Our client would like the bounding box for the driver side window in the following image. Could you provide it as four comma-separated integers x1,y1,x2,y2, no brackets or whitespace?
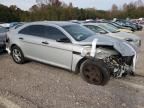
45,26,69,41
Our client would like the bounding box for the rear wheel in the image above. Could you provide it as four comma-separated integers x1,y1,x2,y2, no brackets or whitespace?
11,46,25,64
80,59,110,86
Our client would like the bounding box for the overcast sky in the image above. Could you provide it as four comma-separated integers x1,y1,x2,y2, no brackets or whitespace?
0,0,140,10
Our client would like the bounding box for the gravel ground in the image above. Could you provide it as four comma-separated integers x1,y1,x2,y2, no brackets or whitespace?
0,31,144,108
135,30,144,76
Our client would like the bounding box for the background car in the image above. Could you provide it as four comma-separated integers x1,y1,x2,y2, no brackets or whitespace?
83,23,141,47
114,20,143,31
109,22,133,33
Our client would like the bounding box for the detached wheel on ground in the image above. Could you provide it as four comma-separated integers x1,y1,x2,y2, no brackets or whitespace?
11,46,26,64
80,59,110,86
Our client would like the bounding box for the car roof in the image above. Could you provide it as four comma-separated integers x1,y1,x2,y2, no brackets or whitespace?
26,21,76,27
83,22,106,26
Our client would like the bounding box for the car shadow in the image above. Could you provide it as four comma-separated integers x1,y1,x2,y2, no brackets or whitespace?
26,59,79,75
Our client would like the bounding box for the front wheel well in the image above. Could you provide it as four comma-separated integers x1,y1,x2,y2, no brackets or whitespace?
11,44,18,50
75,57,88,74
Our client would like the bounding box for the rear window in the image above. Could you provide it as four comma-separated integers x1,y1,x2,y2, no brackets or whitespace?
19,25,45,37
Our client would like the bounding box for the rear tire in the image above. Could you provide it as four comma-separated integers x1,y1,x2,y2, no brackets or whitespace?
11,46,25,64
80,59,110,86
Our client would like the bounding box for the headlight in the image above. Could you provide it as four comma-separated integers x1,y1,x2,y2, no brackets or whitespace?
125,38,133,42
126,39,141,47
134,40,141,46
125,38,140,45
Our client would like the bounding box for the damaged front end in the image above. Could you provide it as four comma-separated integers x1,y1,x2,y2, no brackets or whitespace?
81,39,137,78
103,55,134,77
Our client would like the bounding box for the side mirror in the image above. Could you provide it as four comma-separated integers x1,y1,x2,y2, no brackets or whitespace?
56,38,71,43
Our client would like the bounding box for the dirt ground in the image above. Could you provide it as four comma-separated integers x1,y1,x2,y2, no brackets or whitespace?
135,30,144,76
0,31,144,108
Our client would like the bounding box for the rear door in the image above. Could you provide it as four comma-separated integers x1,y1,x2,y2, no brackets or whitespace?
18,25,47,61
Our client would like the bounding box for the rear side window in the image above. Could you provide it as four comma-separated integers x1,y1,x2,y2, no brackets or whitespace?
19,25,67,40
19,25,45,37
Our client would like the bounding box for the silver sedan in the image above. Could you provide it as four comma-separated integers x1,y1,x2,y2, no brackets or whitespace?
7,21,137,85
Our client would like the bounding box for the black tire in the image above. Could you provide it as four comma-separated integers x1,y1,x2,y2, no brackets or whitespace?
11,46,25,64
80,59,110,86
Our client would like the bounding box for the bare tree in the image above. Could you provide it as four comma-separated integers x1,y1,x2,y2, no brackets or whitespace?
36,0,49,4
69,2,73,8
36,0,62,6
30,5,39,12
135,0,144,7
9,5,18,10
111,4,118,12
123,3,128,11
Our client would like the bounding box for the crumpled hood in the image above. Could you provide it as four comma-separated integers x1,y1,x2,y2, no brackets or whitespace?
78,34,136,56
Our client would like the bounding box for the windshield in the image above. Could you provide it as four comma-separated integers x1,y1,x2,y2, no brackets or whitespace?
99,23,120,33
62,24,95,41
85,25,108,34
110,22,121,28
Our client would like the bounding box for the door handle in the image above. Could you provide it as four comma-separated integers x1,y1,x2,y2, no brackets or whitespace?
19,37,24,40
42,41,49,45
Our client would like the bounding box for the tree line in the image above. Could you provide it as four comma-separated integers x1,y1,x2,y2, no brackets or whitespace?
0,0,144,22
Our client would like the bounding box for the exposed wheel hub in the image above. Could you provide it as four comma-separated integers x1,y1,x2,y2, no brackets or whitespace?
83,64,102,84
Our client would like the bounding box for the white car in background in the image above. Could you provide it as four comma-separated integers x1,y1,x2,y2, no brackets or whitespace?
109,22,133,33
83,23,141,47
0,23,10,28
